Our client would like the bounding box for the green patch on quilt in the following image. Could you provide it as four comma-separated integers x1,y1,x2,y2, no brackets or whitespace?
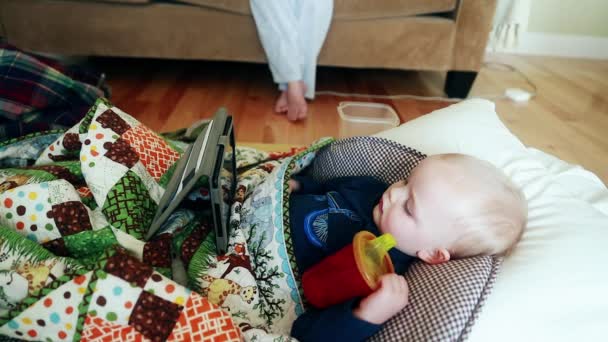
81,195,98,211
0,227,80,267
158,161,178,188
101,170,157,240
64,226,117,259
186,232,216,291
0,168,57,183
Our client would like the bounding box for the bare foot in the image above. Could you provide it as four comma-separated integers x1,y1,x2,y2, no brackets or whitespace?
275,91,288,114
286,81,307,121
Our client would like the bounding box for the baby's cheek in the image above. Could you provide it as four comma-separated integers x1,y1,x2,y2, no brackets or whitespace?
383,215,401,236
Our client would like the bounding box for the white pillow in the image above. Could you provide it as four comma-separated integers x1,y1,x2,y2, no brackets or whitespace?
375,99,608,341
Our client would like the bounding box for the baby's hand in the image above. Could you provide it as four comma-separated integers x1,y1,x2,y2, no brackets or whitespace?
353,274,409,325
287,179,300,193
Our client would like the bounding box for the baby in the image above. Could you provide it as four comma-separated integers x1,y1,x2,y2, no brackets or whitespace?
288,153,527,341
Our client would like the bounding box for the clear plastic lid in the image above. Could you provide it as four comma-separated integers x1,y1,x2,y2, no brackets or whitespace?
337,102,400,138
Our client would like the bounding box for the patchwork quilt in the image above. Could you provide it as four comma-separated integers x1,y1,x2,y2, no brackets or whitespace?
0,98,332,341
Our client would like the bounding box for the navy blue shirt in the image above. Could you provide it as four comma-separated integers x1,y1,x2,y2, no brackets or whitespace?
289,176,414,342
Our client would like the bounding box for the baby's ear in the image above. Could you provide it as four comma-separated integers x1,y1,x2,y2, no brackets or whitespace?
417,248,451,265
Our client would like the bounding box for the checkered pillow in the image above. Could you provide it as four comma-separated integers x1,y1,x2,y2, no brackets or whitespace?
311,137,502,341
310,136,426,184
370,257,502,342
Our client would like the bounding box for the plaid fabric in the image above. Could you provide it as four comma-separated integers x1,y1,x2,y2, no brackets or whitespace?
0,43,108,139
310,137,502,341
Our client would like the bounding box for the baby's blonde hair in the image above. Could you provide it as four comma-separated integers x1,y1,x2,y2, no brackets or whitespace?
434,154,527,258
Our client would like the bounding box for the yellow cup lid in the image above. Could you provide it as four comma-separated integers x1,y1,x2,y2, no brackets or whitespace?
353,231,396,290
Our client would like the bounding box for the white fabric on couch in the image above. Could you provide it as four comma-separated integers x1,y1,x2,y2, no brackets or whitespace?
375,99,608,341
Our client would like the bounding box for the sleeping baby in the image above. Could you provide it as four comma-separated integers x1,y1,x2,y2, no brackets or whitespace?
288,153,527,341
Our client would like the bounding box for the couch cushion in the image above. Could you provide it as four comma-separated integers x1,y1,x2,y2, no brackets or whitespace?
176,0,457,19
333,0,457,20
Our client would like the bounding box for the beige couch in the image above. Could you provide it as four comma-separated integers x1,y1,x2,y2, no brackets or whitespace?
0,0,496,98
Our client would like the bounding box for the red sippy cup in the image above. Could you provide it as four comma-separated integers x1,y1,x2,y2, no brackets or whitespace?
302,231,396,308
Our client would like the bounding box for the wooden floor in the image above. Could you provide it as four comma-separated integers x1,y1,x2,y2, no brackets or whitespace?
94,54,608,185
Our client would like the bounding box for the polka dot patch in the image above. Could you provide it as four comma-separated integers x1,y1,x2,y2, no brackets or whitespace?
43,298,53,307
16,206,26,216
50,313,60,324
106,312,117,322
143,272,190,306
1,271,92,341
0,182,61,243
88,273,141,326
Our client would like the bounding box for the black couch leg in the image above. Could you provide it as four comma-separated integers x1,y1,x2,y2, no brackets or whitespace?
444,71,477,99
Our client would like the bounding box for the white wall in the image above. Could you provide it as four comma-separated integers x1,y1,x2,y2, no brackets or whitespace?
528,0,608,37
491,0,608,59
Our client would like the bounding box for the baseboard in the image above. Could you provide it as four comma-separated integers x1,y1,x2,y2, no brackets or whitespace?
487,32,608,59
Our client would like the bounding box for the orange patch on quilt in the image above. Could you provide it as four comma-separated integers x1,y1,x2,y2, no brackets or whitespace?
81,315,147,342
166,292,241,342
121,125,180,181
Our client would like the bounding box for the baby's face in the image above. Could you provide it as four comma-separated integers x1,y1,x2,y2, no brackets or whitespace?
372,158,471,256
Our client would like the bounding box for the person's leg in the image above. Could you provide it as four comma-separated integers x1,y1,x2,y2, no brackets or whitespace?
278,0,334,121
285,80,308,121
250,0,306,120
298,0,333,103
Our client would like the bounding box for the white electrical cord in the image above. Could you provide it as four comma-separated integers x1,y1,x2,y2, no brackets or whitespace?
314,61,537,102
314,91,463,102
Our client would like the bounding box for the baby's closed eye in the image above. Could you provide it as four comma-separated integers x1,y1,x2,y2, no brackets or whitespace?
404,200,412,216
